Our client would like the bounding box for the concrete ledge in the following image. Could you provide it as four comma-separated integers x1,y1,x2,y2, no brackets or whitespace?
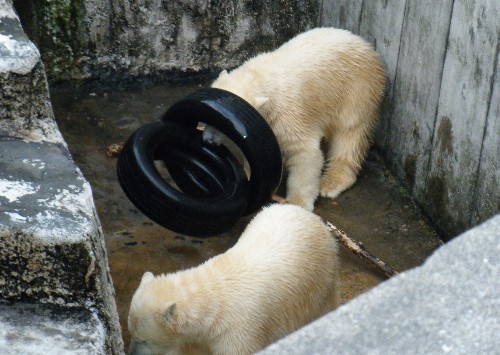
261,214,500,354
0,140,123,353
0,139,100,303
0,301,106,354
0,1,39,75
0,2,123,353
0,0,64,143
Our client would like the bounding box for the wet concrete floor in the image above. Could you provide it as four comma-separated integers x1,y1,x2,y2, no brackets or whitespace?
51,82,442,350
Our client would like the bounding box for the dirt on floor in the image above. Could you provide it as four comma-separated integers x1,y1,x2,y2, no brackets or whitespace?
51,81,442,350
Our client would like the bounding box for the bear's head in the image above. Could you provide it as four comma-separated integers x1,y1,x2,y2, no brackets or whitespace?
212,69,270,115
127,272,183,354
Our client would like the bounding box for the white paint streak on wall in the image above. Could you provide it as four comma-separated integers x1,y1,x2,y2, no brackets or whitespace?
22,159,46,170
4,212,28,222
0,34,40,74
0,180,39,203
36,181,94,217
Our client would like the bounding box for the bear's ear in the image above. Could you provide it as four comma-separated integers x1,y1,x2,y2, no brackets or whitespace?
140,271,154,286
218,69,229,78
163,302,177,325
254,96,270,109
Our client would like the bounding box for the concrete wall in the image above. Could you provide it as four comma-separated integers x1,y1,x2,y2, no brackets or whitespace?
320,0,499,239
13,0,319,83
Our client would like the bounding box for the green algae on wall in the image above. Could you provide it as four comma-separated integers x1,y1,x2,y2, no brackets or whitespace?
41,0,89,78
14,0,93,82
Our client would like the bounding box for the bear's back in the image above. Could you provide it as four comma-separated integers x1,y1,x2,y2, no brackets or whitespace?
255,27,381,74
233,204,337,262
151,204,338,309
219,205,339,334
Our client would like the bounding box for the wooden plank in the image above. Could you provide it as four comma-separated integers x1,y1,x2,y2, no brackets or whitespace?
427,0,499,238
319,0,364,34
358,0,407,151
472,48,500,226
388,0,454,197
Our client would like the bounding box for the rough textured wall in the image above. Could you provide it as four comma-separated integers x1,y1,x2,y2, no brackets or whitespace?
14,0,319,83
0,1,64,142
321,0,499,240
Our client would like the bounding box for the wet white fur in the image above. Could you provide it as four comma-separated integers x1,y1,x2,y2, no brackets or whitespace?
128,204,339,355
208,27,385,211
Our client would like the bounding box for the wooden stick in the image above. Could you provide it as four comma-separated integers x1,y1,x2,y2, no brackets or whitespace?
271,195,399,278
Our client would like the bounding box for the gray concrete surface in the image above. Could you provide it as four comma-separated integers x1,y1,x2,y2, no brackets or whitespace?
0,301,107,355
261,214,500,354
0,1,124,353
0,140,98,302
0,0,63,143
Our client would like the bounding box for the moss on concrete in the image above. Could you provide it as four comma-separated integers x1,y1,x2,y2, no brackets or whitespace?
14,0,92,81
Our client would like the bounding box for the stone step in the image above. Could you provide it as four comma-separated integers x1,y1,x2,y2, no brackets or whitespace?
0,139,104,305
0,138,123,354
0,301,107,354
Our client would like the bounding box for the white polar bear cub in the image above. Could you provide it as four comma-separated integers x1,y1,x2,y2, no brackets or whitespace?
128,204,339,355
208,27,385,211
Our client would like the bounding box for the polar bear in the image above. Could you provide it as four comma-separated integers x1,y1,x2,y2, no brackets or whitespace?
206,27,385,211
128,204,339,355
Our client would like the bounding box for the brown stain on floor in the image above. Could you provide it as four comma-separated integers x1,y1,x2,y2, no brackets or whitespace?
51,82,442,351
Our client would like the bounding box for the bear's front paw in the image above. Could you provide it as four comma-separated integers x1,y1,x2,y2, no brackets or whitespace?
319,185,342,199
320,174,355,199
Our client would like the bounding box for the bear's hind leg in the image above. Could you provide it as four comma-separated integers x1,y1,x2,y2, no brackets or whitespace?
320,123,370,199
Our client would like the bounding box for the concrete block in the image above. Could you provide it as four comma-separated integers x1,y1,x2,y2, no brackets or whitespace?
1,139,99,303
0,0,63,143
0,301,107,355
260,214,500,354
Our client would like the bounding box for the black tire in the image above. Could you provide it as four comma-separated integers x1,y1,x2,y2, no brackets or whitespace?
157,131,233,198
117,120,250,236
162,88,282,214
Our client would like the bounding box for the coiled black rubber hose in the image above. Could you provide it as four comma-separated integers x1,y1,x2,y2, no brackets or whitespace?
117,88,282,236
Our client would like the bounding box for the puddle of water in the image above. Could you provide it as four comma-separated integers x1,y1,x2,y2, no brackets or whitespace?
51,82,442,350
